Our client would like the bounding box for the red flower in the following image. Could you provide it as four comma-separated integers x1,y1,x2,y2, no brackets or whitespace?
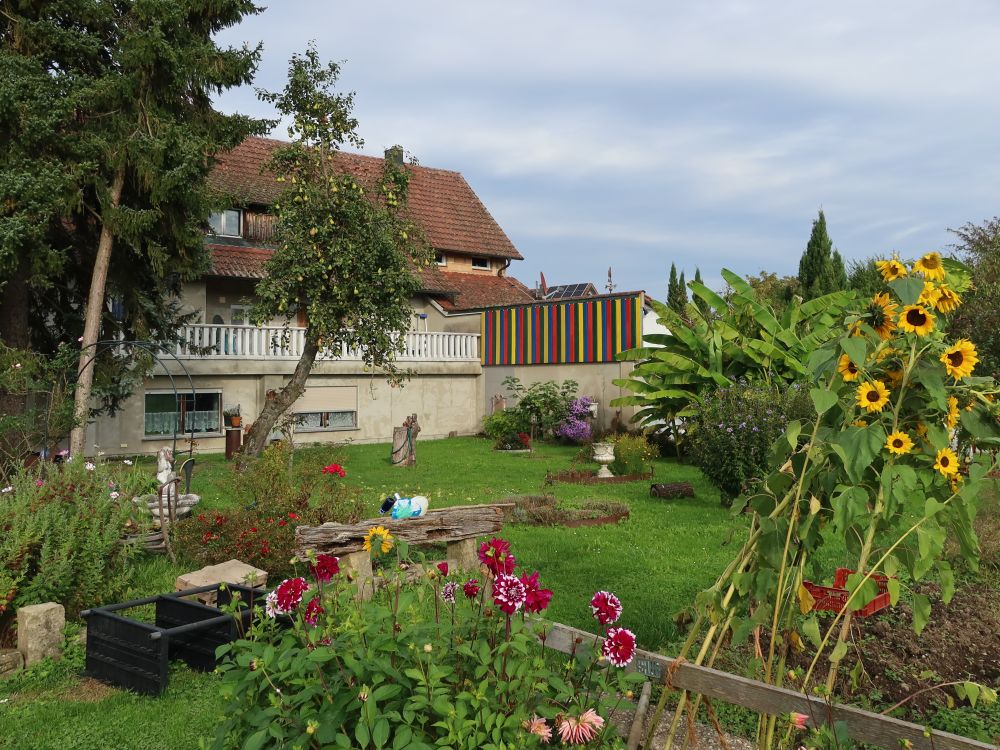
304,596,324,626
463,579,480,599
278,520,287,527
249,527,257,533
272,577,309,613
309,554,340,583
478,537,516,576
601,627,637,667
492,573,527,615
214,514,225,525
288,512,298,520
201,531,214,544
519,571,553,614
590,591,622,625
260,541,270,556
321,463,346,477
436,561,449,577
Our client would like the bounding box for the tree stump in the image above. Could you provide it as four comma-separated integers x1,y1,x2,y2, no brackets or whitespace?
390,413,420,466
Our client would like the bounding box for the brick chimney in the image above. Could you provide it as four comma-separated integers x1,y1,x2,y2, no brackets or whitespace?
384,145,404,166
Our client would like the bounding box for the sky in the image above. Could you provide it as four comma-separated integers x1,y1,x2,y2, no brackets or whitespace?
214,1,1000,297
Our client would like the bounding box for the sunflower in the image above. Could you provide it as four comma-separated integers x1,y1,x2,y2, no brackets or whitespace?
913,252,946,281
876,258,908,281
914,421,928,438
856,380,891,413
866,293,899,340
934,284,961,313
917,282,942,309
897,305,935,336
945,395,960,430
950,474,964,494
852,419,868,427
940,339,978,380
933,447,959,477
837,354,860,382
884,366,904,390
363,525,394,555
884,431,913,456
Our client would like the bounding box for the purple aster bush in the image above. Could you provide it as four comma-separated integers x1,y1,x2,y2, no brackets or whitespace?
554,396,595,443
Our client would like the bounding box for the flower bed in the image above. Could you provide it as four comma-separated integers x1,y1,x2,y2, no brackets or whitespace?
210,533,644,749
510,495,630,527
544,468,654,485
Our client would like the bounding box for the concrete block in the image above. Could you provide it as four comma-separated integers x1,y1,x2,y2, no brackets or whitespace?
176,559,268,604
17,602,65,667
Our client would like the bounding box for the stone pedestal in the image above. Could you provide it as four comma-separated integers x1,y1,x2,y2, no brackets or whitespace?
175,559,268,604
447,538,479,571
0,649,23,679
17,602,65,667
339,551,374,598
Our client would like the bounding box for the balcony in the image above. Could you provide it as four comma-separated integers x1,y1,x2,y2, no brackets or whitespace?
172,325,480,362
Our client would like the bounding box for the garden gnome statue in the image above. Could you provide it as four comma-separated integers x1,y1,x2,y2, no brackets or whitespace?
390,414,421,467
156,446,177,504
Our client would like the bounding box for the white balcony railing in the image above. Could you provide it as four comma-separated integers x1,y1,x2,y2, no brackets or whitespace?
173,325,480,362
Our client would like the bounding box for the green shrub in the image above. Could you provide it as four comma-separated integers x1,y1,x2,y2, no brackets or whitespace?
0,457,146,629
609,433,656,476
686,381,812,504
211,536,640,749
502,376,578,437
172,442,365,577
481,408,530,449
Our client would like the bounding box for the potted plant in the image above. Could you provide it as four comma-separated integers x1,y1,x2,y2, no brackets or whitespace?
223,404,241,428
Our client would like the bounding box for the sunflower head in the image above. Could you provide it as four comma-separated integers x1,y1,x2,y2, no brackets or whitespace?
934,285,961,313
913,252,946,281
945,395,961,430
837,354,860,382
876,258,908,282
856,380,891,413
933,447,959,477
918,282,942,309
885,431,913,456
897,304,935,336
866,293,899,340
940,339,978,381
363,525,394,555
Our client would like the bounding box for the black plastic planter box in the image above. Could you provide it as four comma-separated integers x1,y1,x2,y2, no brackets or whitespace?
81,583,266,696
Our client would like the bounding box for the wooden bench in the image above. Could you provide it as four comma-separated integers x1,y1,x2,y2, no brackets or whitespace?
294,503,513,587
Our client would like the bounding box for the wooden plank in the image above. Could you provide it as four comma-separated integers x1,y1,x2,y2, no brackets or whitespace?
294,503,513,558
537,621,994,750
627,681,652,750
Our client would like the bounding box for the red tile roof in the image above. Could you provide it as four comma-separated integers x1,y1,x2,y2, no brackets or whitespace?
207,244,274,279
209,136,523,261
433,272,535,312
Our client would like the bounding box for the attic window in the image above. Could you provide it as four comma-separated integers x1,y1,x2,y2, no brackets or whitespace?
208,209,241,238
471,257,490,270
435,252,447,266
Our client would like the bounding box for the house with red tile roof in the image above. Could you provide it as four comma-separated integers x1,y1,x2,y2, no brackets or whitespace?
83,137,537,455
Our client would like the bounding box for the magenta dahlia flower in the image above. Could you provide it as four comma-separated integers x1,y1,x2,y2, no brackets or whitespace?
304,596,324,626
519,571,553,614
602,627,637,667
463,579,481,599
478,537,516,576
441,581,458,604
590,590,623,625
492,573,527,615
265,577,310,617
308,554,340,583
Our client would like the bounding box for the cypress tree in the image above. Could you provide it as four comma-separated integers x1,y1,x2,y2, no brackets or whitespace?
678,270,689,308
668,263,679,306
693,268,709,313
798,210,844,300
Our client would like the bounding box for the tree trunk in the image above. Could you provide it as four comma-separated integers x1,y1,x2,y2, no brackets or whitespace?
0,253,32,460
69,166,126,456
240,332,319,459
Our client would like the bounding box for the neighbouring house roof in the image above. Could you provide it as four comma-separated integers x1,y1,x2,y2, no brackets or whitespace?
209,136,523,261
534,282,599,301
433,272,535,312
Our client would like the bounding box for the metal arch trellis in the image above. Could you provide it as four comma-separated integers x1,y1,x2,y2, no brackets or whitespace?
73,339,199,460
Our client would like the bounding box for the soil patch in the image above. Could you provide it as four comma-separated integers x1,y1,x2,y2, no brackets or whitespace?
507,495,630,527
544,468,653,485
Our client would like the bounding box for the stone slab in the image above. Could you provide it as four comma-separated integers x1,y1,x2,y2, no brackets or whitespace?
175,559,267,604
17,602,65,667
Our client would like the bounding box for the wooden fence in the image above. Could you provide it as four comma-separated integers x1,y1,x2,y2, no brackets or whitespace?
540,621,995,750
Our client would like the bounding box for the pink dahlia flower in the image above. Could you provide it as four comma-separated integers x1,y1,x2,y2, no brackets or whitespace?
441,581,459,604
590,590,623,625
557,709,605,744
265,577,310,617
463,579,481,598
522,715,552,743
304,596,324,626
308,554,340,583
519,571,553,614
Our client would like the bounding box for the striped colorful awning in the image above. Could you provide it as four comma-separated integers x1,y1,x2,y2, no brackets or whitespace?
480,293,643,366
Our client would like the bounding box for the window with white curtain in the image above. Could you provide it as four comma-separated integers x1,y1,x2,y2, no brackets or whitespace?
144,391,222,436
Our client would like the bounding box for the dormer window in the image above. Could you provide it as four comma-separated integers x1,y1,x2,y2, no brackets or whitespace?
471,257,490,270
208,209,241,237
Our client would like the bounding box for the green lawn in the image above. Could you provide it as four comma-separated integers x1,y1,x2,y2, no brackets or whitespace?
0,436,843,749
